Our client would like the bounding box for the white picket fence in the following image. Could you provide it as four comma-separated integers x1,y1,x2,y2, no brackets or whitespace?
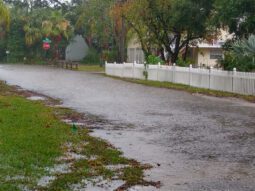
105,62,255,95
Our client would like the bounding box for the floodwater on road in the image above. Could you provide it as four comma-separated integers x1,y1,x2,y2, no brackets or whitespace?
0,64,255,191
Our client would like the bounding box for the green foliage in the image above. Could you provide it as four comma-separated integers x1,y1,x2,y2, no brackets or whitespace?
176,57,193,67
0,96,72,189
122,167,143,185
232,35,255,57
82,48,100,64
221,52,254,72
82,48,118,65
124,0,214,63
76,0,115,50
213,0,255,38
0,0,10,30
221,35,255,72
0,36,7,61
103,49,118,63
0,3,74,63
147,55,164,65
6,18,26,62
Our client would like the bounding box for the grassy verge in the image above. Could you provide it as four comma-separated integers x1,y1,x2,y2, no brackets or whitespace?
0,81,157,190
78,65,104,72
106,75,255,103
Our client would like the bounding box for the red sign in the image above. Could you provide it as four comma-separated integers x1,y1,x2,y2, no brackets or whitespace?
43,42,50,50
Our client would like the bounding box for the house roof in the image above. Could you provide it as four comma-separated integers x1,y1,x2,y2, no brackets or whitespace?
196,43,222,48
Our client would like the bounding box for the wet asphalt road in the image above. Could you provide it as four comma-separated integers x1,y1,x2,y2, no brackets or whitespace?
0,64,255,191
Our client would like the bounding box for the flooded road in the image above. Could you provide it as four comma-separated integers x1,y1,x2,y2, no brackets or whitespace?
0,64,255,191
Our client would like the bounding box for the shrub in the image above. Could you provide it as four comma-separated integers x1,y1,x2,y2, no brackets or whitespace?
221,35,255,72
147,54,164,65
221,52,255,72
176,57,193,67
82,48,101,65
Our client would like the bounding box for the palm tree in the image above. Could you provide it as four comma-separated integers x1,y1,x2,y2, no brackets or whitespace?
42,11,73,60
232,35,255,65
232,35,255,58
23,26,42,46
42,11,72,40
0,0,10,30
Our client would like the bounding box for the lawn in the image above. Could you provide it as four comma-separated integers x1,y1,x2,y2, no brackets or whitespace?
0,82,156,190
78,65,104,72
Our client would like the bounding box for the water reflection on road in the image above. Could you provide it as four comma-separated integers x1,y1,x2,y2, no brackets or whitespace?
0,64,255,191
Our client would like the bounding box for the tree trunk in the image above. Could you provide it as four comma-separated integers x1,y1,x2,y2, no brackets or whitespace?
171,33,181,64
160,47,166,61
119,17,126,63
183,40,189,61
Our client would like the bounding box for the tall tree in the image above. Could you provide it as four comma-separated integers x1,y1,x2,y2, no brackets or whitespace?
4,0,69,10
213,0,255,38
110,0,128,62
0,0,10,30
112,0,156,60
76,0,115,51
118,0,214,64
42,11,73,59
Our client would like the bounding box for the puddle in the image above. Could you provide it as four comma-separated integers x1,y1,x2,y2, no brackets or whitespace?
5,175,26,181
27,96,46,101
106,164,130,171
37,176,56,187
46,163,72,174
71,176,125,191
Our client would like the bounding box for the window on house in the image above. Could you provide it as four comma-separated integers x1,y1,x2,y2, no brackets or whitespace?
210,50,223,60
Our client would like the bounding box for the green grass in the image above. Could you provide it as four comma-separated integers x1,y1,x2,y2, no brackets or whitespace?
106,75,255,103
0,95,73,190
78,65,104,72
122,167,144,185
0,81,154,190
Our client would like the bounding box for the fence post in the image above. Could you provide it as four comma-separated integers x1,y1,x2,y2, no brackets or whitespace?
114,62,117,76
133,61,136,79
189,64,192,86
173,63,176,83
122,62,125,77
105,61,108,74
232,68,237,93
209,66,213,89
157,62,161,81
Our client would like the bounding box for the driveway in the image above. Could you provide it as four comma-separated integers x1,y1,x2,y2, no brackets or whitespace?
0,64,255,191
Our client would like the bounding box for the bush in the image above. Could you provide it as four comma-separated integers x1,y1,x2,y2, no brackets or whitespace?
102,49,118,63
176,57,193,67
147,54,164,65
82,48,101,65
221,52,255,72
221,35,255,72
81,48,118,65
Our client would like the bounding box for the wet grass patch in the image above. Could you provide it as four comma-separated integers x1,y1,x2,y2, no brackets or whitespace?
0,81,158,190
78,65,104,72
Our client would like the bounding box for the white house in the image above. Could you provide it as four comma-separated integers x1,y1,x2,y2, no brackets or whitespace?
127,38,145,64
189,30,234,68
127,30,233,68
